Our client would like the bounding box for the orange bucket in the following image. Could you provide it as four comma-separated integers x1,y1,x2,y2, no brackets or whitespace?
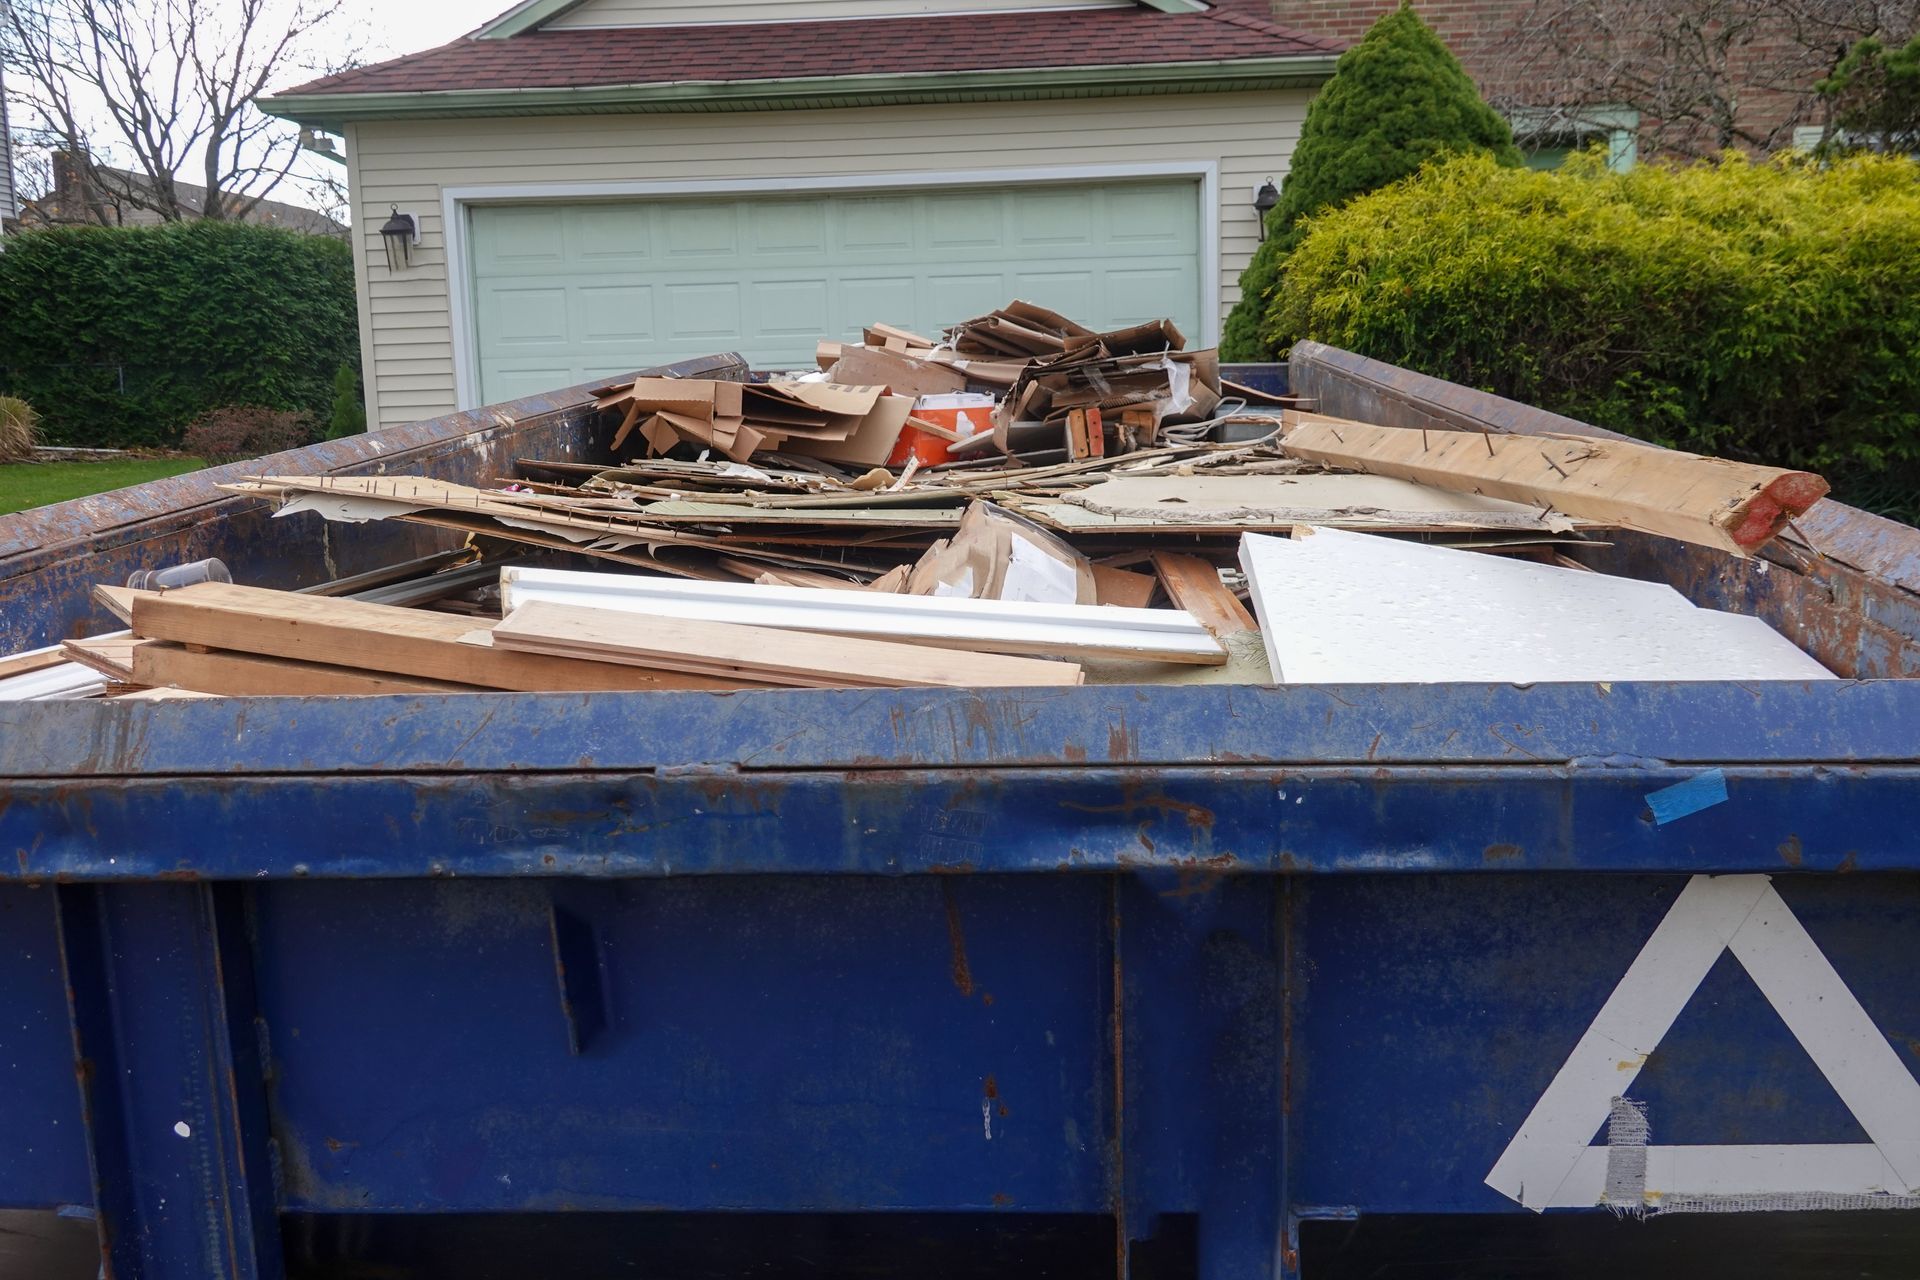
887,395,995,468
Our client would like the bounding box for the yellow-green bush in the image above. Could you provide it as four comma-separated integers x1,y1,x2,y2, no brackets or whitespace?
1264,151,1920,513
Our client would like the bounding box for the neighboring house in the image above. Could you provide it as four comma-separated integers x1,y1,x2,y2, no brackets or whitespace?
1267,0,1851,165
17,152,347,237
263,0,1340,430
0,62,16,235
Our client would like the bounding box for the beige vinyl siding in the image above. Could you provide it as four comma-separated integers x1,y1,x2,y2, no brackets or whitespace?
351,90,1307,428
546,0,1130,29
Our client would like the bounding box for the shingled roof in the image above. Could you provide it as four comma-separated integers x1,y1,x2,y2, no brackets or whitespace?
278,0,1339,99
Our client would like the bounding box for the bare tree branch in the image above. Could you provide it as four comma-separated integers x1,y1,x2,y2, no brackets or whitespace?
1484,0,1919,159
1,0,348,224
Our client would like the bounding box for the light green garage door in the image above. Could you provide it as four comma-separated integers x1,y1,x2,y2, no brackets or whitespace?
469,179,1203,404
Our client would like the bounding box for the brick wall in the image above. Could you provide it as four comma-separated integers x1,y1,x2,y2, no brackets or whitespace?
1266,0,1886,156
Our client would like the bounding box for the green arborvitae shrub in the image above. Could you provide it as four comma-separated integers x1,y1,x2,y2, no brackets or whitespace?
327,362,367,439
0,221,359,449
1819,33,1920,156
1265,151,1920,516
1221,3,1520,361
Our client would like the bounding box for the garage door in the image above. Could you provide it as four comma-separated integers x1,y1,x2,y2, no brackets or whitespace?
468,179,1203,404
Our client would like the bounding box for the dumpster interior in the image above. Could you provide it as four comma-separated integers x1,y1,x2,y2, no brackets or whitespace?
0,301,1878,699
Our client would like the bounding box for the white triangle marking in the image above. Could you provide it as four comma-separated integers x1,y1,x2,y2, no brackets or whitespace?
1486,874,1920,1211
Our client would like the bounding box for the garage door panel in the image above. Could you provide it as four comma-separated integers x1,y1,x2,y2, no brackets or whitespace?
1008,272,1095,322
749,280,833,338
472,180,1202,403
473,207,566,268
1106,186,1200,249
663,205,741,260
485,364,583,404
749,201,829,256
836,277,919,340
924,273,1011,326
836,197,917,254
576,207,653,262
925,194,1006,251
1105,267,1196,326
481,286,570,347
577,285,655,344
1012,189,1099,248
663,282,744,341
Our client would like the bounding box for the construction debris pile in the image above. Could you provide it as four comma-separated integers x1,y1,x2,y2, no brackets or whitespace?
0,299,1839,700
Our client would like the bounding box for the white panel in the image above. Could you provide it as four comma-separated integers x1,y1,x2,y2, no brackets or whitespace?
1239,529,1833,684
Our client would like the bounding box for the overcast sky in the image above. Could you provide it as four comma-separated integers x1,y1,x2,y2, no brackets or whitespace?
5,0,494,220
322,0,488,68
267,1,482,218
282,0,492,207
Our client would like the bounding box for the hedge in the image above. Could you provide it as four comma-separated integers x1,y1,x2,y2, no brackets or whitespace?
0,221,358,449
1264,151,1920,515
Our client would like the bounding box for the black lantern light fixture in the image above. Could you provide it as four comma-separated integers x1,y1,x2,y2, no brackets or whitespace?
379,205,420,272
1252,179,1279,241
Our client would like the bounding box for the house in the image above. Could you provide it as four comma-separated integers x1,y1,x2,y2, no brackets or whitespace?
0,64,15,234
262,0,1340,430
1268,0,1856,164
16,152,347,237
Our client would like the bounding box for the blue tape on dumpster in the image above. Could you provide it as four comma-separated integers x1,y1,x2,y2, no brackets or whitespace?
1645,769,1728,825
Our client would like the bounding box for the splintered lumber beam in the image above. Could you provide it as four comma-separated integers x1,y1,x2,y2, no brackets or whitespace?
1280,413,1828,556
130,583,753,693
490,601,1084,689
132,643,488,697
1150,553,1256,637
61,635,141,681
93,584,146,625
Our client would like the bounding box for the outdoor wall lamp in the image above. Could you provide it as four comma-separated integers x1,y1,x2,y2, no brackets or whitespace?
1253,179,1279,240
379,206,420,271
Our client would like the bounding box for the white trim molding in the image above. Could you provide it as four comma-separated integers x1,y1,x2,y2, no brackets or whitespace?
441,161,1222,412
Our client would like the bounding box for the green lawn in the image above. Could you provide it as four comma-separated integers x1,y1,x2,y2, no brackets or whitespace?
0,458,205,516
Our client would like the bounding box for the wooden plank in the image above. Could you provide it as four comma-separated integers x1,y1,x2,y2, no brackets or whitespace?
133,642,487,697
62,635,142,681
93,584,145,625
1090,563,1157,610
1151,553,1257,637
1281,413,1828,556
491,601,1084,689
131,583,754,693
0,645,73,681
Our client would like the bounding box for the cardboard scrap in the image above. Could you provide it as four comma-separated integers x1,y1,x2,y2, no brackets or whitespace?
592,375,909,465
907,500,1097,607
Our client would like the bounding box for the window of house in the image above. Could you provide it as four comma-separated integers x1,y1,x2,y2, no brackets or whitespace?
1509,107,1639,172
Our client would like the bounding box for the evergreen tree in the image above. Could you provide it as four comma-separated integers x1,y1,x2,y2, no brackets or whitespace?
326,363,366,440
1221,3,1521,360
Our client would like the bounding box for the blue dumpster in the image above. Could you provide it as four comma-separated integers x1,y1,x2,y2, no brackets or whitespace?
3,346,1918,1279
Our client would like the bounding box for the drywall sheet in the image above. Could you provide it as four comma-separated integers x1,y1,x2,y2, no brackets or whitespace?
1237,528,1832,684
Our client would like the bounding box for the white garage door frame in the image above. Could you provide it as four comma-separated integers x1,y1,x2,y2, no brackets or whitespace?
441,161,1220,411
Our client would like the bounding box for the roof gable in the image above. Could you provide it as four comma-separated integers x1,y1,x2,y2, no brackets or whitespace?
480,0,1202,39
268,0,1338,125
